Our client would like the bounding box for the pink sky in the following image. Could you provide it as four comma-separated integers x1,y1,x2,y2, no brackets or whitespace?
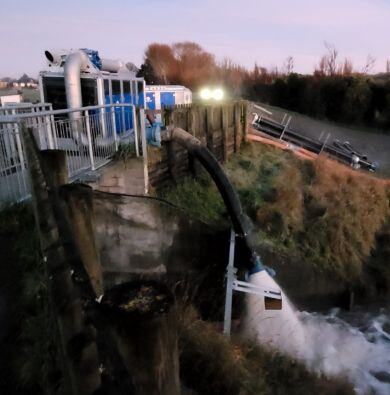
1,0,389,77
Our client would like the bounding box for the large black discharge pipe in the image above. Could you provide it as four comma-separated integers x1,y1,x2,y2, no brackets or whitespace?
164,128,255,270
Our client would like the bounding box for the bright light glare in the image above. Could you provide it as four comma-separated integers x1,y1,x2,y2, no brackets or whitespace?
213,88,224,100
200,88,212,100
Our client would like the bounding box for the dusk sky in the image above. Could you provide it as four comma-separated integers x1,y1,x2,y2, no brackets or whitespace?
0,0,389,78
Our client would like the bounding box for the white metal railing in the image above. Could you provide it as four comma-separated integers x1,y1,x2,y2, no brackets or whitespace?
0,102,53,117
0,103,143,205
0,121,30,203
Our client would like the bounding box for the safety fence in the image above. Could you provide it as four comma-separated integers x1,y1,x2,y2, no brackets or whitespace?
0,103,144,205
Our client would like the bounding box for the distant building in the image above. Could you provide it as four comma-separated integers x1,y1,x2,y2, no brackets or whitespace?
0,90,22,106
16,74,38,88
13,81,38,88
0,75,38,90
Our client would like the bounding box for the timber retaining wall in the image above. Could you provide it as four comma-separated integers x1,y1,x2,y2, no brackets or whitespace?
148,101,249,188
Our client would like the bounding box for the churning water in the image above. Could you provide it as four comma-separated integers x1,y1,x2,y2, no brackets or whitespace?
244,271,390,395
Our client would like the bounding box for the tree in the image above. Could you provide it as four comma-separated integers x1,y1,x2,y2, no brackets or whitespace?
144,43,178,84
315,43,338,76
172,42,217,88
283,56,294,75
361,54,376,74
218,57,248,95
141,42,217,89
342,78,371,122
137,59,161,84
341,58,354,76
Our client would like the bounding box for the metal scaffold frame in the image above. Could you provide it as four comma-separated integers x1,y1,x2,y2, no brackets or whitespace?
223,229,282,337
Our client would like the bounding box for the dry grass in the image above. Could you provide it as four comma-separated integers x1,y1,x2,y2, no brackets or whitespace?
224,142,390,281
256,164,304,238
160,141,390,283
303,158,389,278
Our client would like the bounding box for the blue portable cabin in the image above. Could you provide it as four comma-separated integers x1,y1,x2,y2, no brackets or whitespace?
145,85,192,121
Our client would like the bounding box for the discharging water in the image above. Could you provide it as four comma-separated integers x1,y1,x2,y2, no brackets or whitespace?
244,271,390,395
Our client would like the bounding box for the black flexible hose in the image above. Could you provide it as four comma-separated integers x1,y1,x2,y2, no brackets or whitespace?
165,128,255,269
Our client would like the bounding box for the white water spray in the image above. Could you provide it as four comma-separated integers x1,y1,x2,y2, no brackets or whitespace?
243,270,306,358
244,271,390,395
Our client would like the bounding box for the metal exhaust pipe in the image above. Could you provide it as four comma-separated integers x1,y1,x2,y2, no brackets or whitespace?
64,50,90,123
63,50,91,146
44,49,70,66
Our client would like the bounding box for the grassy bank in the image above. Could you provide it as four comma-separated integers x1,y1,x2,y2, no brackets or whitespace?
161,142,390,287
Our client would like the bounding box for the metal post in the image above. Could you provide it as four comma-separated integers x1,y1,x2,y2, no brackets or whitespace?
120,80,126,134
223,229,236,337
84,110,95,171
319,132,331,155
111,107,118,151
49,104,58,149
132,105,139,157
11,120,27,198
280,116,291,140
139,108,149,195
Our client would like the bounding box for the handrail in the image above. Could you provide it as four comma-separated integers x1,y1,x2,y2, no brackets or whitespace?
0,102,145,204
0,103,136,123
0,102,52,110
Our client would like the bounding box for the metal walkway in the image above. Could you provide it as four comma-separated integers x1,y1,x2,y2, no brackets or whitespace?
0,103,147,204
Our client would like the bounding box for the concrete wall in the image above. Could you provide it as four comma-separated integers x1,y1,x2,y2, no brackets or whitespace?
148,101,249,189
93,191,228,286
89,157,145,195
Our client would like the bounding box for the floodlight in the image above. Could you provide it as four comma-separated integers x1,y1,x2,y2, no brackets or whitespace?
213,88,224,100
200,88,212,100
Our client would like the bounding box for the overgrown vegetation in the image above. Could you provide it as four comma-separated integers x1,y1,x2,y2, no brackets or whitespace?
227,143,390,281
0,204,56,394
179,306,354,395
115,142,137,167
163,142,390,284
247,73,390,131
160,172,228,227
